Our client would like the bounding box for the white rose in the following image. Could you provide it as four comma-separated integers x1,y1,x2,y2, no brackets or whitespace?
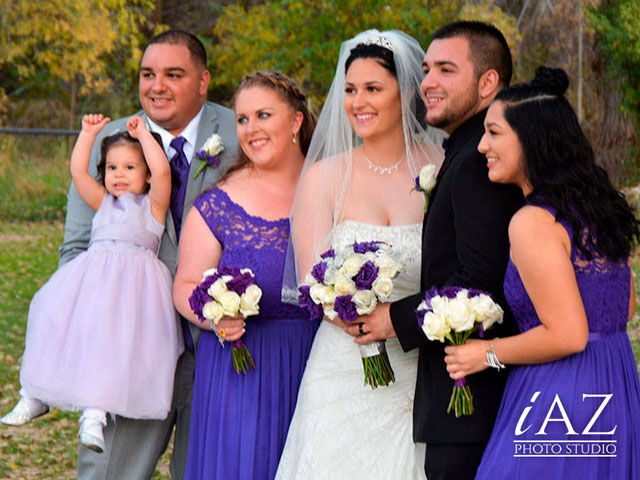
309,283,328,304
239,284,262,317
207,278,228,301
421,311,450,342
201,268,218,282
340,254,367,277
218,290,241,316
240,268,253,275
304,272,317,286
364,251,376,261
374,254,403,279
323,304,338,320
202,300,224,324
372,276,394,300
445,296,475,332
333,274,357,296
323,267,337,285
353,289,377,315
321,287,338,306
469,294,504,330
419,164,437,192
202,133,224,156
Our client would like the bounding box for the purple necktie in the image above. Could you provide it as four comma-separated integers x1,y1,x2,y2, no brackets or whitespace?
169,136,194,350
169,136,189,239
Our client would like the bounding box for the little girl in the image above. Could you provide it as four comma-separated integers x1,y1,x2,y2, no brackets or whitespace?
1,114,183,453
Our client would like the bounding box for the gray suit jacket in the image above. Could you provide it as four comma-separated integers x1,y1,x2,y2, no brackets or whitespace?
59,101,239,344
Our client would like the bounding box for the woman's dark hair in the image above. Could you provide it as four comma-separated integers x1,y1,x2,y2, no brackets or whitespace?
344,42,426,129
495,66,639,261
97,131,158,194
226,71,316,178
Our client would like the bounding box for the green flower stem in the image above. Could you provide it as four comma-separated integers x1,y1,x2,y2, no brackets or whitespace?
232,345,256,374
362,352,395,388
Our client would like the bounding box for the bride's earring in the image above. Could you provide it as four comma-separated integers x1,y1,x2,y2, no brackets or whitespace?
292,133,297,144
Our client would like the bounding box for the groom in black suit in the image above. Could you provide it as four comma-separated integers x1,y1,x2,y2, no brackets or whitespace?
348,21,523,479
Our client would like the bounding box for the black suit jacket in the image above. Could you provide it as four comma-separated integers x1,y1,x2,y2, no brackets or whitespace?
390,109,524,444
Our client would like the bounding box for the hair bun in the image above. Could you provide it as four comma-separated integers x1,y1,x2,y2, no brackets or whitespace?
531,66,569,96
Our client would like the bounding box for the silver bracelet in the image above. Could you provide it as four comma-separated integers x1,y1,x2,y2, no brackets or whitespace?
485,338,506,370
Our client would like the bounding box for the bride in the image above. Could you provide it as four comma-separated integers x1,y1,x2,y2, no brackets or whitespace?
277,30,443,479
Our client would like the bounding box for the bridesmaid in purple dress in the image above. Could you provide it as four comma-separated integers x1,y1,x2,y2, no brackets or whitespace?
173,72,318,479
444,66,640,479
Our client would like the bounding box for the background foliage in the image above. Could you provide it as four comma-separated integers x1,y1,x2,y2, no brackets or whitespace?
1,0,637,185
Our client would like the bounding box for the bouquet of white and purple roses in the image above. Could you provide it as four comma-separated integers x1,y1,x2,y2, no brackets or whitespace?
189,266,262,374
416,286,504,417
298,241,404,388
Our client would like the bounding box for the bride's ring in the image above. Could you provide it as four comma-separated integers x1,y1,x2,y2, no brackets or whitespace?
359,323,365,335
219,328,226,338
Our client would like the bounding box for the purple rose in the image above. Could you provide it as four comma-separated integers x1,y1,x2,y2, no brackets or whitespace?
423,287,440,309
218,265,242,278
467,287,493,300
311,261,328,284
320,249,335,259
415,307,427,327
353,261,379,290
298,285,324,321
439,286,462,299
334,295,358,322
189,285,212,322
201,273,219,291
226,272,255,295
353,241,384,254
414,175,422,191
196,150,221,169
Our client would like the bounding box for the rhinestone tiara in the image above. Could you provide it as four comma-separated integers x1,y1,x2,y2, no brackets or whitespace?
359,34,393,52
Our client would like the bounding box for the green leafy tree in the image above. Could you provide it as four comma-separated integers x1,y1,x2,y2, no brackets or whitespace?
0,0,157,128
209,0,462,107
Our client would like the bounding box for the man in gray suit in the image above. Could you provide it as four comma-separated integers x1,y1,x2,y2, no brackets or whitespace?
60,30,238,479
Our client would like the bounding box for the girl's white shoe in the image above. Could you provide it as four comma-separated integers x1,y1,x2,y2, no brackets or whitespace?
78,410,107,453
1,397,49,426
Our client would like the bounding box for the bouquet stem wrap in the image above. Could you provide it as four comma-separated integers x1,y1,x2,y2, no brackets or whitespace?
359,340,395,388
445,331,474,417
231,339,256,374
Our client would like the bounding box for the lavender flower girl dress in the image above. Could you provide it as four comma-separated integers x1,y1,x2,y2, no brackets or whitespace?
19,192,183,419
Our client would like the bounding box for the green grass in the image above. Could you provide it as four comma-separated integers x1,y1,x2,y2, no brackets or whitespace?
0,136,71,222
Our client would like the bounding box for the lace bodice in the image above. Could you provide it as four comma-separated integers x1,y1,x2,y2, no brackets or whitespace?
504,205,630,336
194,186,306,321
331,220,422,302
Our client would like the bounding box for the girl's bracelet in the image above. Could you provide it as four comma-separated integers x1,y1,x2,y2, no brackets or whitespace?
485,338,506,370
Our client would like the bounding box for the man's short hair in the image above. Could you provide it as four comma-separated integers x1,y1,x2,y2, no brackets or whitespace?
432,21,512,87
145,29,207,70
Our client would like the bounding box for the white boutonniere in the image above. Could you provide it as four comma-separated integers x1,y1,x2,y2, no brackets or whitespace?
412,164,437,213
193,134,224,178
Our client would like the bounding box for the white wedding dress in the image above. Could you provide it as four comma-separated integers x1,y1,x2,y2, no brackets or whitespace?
276,221,426,480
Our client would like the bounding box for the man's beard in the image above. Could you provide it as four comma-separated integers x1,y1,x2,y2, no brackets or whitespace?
426,83,480,131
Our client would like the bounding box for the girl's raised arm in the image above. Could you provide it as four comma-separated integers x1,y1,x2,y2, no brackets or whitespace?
126,116,171,224
70,114,110,210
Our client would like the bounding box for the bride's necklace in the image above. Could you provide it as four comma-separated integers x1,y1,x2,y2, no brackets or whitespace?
363,150,403,176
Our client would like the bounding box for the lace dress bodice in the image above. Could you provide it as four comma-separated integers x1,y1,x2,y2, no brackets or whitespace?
195,186,307,321
504,205,630,336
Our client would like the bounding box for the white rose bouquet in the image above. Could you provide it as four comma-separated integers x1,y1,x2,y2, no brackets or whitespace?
416,286,504,417
193,133,224,178
412,163,437,213
298,241,404,388
189,266,262,374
